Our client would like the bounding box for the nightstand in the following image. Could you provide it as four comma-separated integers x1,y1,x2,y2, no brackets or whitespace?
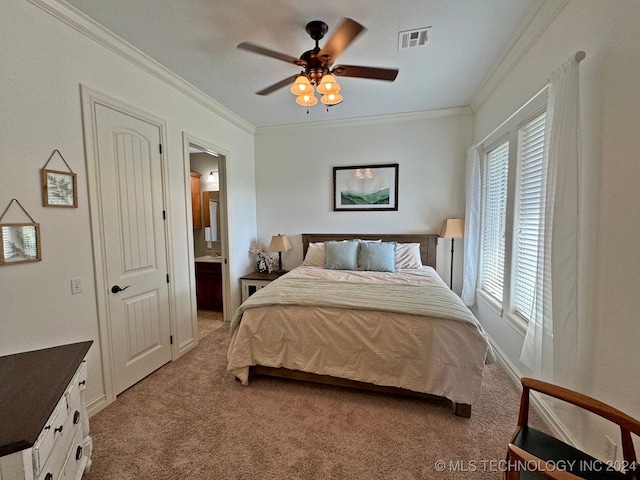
239,271,284,302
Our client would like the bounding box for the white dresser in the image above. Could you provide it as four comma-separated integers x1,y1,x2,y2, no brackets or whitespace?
0,341,93,480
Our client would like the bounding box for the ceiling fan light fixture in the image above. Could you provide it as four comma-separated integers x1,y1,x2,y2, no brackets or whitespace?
296,93,318,107
290,76,313,95
316,74,341,94
321,92,343,106
238,17,399,114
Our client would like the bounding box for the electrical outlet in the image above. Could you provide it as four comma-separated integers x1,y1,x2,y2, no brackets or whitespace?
71,278,83,295
605,435,617,461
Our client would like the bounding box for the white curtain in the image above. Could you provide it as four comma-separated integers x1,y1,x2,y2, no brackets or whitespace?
519,55,581,384
461,146,481,306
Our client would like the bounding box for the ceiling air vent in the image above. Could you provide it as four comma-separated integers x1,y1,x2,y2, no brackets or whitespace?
398,27,431,50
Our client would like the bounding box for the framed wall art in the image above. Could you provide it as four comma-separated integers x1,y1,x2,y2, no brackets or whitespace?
41,149,78,208
333,163,399,211
0,199,42,266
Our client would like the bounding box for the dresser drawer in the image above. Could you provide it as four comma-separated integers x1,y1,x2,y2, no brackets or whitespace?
33,361,85,477
35,412,81,480
65,362,85,420
61,426,86,480
32,396,68,475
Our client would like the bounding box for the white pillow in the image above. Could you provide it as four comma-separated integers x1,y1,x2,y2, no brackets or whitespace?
302,242,325,266
395,243,422,269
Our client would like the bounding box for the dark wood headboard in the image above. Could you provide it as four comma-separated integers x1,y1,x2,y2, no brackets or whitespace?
301,233,438,269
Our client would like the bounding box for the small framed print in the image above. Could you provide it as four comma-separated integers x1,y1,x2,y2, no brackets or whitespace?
42,169,77,207
0,223,42,266
333,163,399,211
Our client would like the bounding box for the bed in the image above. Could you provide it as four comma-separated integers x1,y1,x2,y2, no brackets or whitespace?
227,233,494,417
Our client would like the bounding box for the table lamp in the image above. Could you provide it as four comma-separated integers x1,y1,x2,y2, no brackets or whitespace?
268,234,292,273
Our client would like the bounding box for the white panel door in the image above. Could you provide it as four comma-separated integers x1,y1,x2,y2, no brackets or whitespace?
95,103,172,395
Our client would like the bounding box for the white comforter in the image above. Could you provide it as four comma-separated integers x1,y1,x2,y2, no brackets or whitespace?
227,266,492,405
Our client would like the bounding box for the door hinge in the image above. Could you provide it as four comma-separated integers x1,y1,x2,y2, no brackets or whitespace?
162,210,166,220
166,274,170,283
159,144,163,154
170,335,173,345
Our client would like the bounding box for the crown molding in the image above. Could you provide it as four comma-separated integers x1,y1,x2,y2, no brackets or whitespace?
469,0,569,113
26,0,256,135
255,106,473,135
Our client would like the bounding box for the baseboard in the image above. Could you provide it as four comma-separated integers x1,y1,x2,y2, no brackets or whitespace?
178,338,196,357
87,394,108,418
485,334,583,450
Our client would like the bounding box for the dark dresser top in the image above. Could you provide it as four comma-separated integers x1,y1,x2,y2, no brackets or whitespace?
0,341,93,457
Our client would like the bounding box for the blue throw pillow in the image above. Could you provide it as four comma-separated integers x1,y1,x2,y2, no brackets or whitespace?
357,241,397,272
324,240,359,270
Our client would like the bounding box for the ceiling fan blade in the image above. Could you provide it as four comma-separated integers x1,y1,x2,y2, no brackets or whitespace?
332,65,399,82
255,74,300,95
318,18,365,64
237,42,305,67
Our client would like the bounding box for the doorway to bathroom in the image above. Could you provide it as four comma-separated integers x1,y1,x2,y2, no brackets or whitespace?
186,138,229,339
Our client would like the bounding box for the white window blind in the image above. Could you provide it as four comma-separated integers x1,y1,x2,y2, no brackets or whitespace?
481,140,509,302
513,112,546,322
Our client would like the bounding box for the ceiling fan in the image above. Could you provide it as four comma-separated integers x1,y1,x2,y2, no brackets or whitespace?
237,18,399,106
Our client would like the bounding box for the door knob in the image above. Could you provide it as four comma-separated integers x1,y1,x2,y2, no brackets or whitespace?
111,285,130,294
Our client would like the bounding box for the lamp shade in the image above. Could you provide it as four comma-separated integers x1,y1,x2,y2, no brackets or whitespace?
440,218,465,238
316,74,341,95
296,93,318,107
206,171,218,184
268,234,292,253
290,76,313,95
320,92,343,106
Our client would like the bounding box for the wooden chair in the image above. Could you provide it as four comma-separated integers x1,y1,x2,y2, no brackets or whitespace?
507,443,583,480
506,377,640,480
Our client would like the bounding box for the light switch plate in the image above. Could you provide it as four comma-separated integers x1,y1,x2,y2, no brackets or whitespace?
71,278,83,295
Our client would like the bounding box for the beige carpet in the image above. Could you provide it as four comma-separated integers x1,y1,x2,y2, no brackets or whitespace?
85,325,546,480
197,310,224,339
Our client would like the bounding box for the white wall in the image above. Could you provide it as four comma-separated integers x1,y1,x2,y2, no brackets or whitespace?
472,0,640,459
0,0,257,411
254,110,473,289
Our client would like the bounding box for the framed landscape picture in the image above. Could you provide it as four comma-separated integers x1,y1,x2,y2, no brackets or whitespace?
42,169,78,207
333,164,398,211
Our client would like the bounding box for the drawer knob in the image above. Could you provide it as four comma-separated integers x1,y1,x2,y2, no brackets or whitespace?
74,410,81,424
76,445,83,461
54,425,63,434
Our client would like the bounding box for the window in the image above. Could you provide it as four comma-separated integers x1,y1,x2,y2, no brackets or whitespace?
478,93,547,328
480,140,509,303
513,112,546,322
